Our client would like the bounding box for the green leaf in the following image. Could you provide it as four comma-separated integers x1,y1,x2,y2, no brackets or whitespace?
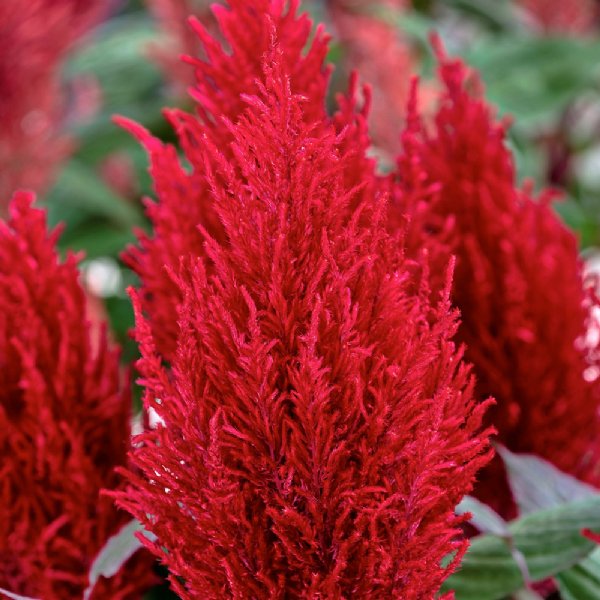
46,161,143,228
497,445,597,514
512,590,544,600
557,548,600,600
392,12,437,76
62,11,168,169
58,222,137,260
443,496,600,599
464,37,600,129
554,198,600,249
65,14,161,111
83,519,156,600
443,534,522,598
456,496,509,536
443,0,519,32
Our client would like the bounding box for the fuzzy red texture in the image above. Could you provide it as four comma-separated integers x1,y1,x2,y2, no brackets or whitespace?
117,5,493,597
519,0,598,33
394,47,600,515
123,0,331,361
0,192,155,599
0,0,107,210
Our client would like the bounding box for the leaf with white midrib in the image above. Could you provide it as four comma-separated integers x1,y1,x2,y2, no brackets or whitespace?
556,548,600,600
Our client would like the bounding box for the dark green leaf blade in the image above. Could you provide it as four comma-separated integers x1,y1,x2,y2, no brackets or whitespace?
443,496,600,599
556,549,600,600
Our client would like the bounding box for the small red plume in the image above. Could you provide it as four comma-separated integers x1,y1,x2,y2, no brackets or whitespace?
394,44,600,516
0,192,155,599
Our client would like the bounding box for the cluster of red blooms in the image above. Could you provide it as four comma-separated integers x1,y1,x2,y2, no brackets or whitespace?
1,0,599,597
124,0,330,361
394,45,600,515
0,0,107,212
0,192,154,599
116,1,494,597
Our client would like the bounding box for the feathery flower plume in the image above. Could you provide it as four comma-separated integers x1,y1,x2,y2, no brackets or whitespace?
0,0,107,210
123,0,331,360
117,3,493,598
395,43,600,514
0,192,154,599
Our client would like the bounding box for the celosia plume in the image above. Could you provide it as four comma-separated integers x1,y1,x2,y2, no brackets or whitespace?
0,192,154,599
395,44,600,514
0,0,107,210
123,0,331,360
117,3,493,598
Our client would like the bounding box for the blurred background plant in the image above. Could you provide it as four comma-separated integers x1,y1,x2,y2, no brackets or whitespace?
13,0,600,596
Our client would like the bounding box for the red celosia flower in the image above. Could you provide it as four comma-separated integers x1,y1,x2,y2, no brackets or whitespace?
123,0,331,360
117,4,493,598
0,191,155,599
0,0,107,211
519,0,598,34
394,43,600,515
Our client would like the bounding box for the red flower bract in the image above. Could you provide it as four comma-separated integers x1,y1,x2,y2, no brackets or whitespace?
117,3,493,598
0,192,154,599
395,45,600,514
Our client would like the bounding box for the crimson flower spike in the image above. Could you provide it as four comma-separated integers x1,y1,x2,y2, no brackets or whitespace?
121,0,333,361
395,38,600,516
0,192,155,599
116,15,493,597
